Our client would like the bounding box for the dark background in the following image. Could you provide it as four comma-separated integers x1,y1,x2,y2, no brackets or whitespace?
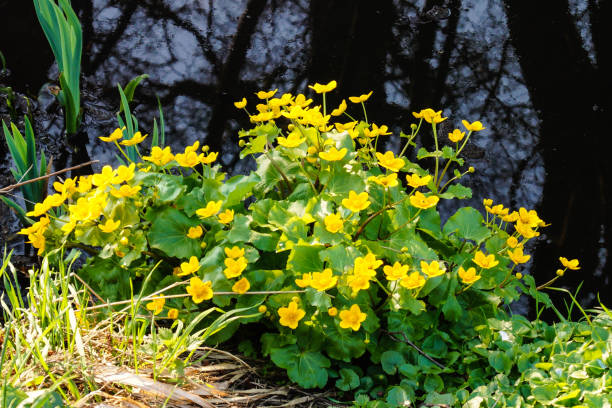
1,0,610,317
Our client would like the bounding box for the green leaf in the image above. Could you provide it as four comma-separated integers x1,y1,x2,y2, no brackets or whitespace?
386,386,412,406
531,385,558,403
155,174,186,203
336,368,360,391
304,287,332,309
287,244,324,274
423,374,444,393
270,345,331,388
325,168,366,198
324,322,367,362
443,207,490,244
120,74,149,112
441,295,462,321
227,214,252,243
440,183,472,199
488,350,513,374
220,173,259,207
146,208,201,259
381,350,405,375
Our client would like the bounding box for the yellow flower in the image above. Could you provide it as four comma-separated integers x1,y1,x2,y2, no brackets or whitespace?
43,193,66,208
448,129,465,143
218,209,234,224
277,131,306,148
506,236,520,248
405,173,431,188
201,152,218,164
187,226,203,239
278,300,305,329
508,247,530,264
92,165,116,187
515,221,539,239
421,260,445,277
473,251,499,269
347,273,372,295
339,304,367,331
167,308,179,319
319,146,347,161
143,146,174,166
256,89,277,99
355,253,383,271
98,219,120,233
383,262,409,281
518,208,544,228
375,151,405,172
348,91,373,103
330,99,347,116
112,163,135,184
110,184,141,198
232,277,251,294
462,120,486,132
308,80,337,94
334,121,357,132
99,127,124,142
120,131,147,146
324,213,343,233
457,267,480,284
342,191,371,212
413,109,446,124
76,175,93,193
409,191,439,209
186,277,213,303
224,246,245,259
310,268,338,291
295,272,313,288
234,98,247,109
399,271,426,289
328,307,338,317
258,305,267,313
26,229,46,255
559,257,580,270
368,173,399,188
196,201,223,218
175,151,203,167
178,256,200,276
502,211,519,223
483,198,493,207
146,295,165,315
224,256,248,278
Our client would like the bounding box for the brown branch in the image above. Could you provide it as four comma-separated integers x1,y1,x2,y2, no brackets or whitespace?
386,331,448,370
0,160,99,194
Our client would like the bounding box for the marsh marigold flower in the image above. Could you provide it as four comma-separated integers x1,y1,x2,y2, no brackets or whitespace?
146,295,165,315
98,218,120,233
187,226,203,239
347,273,372,295
256,89,277,99
331,99,347,116
295,272,313,288
186,277,213,303
308,80,337,94
421,260,445,277
473,251,499,269
310,268,338,291
324,213,343,233
457,266,480,284
508,247,530,264
405,173,431,188
342,191,371,212
409,191,439,210
278,300,305,329
196,201,223,218
277,131,306,148
218,209,234,224
224,256,247,278
462,120,486,132
143,146,174,166
178,256,200,276
448,129,465,143
339,304,367,331
559,257,580,270
201,152,218,164
399,271,426,289
368,173,399,188
328,307,338,317
110,184,141,198
349,91,373,103
375,151,405,172
234,98,247,109
383,262,409,281
99,127,124,142
413,108,446,124
224,246,245,259
506,236,520,248
167,308,179,319
120,131,147,146
232,277,250,294
319,146,347,161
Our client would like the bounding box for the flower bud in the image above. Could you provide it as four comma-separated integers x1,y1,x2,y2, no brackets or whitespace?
468,166,475,173
327,307,338,317
119,237,129,246
288,124,295,131
238,140,246,147
200,242,207,249
515,272,523,279
410,124,417,130
291,296,300,303
258,305,267,313
401,247,409,253
556,269,565,277
201,145,210,152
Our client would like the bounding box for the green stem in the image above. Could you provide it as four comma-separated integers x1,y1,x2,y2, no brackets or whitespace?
432,123,440,193
361,101,368,124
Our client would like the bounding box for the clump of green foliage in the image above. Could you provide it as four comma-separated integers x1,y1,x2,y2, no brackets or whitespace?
24,81,611,406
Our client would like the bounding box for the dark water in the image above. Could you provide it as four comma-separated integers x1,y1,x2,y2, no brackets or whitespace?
1,0,610,316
